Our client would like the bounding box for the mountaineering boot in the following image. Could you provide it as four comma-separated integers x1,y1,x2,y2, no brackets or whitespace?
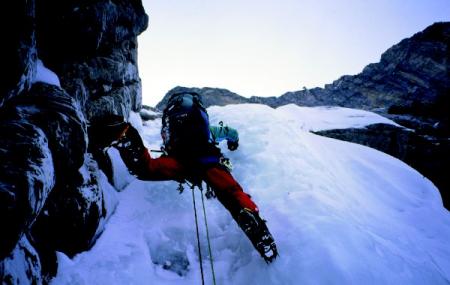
237,208,278,263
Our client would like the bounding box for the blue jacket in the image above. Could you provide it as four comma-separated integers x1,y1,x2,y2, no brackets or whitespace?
209,124,239,144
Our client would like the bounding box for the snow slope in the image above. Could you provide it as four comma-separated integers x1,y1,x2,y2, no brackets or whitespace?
276,104,401,131
52,104,450,285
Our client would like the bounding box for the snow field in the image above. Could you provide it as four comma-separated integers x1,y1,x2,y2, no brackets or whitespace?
53,104,450,285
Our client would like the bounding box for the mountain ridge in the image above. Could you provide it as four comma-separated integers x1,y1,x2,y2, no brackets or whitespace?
156,22,449,135
154,22,450,207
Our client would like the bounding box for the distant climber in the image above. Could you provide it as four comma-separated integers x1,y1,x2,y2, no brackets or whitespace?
88,91,278,263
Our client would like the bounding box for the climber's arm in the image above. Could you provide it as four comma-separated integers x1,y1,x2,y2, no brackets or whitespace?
114,125,185,181
209,123,239,150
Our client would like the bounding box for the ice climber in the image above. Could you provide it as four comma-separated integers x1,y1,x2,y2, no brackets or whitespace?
89,91,278,263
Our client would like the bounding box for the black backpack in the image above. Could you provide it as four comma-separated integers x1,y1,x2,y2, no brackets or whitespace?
161,92,211,160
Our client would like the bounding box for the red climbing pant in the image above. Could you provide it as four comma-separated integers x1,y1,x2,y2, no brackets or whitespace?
122,148,258,216
203,167,258,215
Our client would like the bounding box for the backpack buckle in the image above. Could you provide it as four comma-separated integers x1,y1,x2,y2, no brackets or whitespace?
219,157,233,172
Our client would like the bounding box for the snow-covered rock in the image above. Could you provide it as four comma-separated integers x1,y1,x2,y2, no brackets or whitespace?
275,104,400,132
1,1,149,282
1,237,43,285
0,120,54,259
36,0,148,121
33,59,61,87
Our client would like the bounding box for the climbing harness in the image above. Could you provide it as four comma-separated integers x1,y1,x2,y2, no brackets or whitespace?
205,184,216,199
219,157,233,172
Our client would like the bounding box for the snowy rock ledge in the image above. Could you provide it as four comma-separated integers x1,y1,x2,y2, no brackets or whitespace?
32,59,61,87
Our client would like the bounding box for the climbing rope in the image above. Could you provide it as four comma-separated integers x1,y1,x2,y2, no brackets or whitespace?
190,182,217,285
191,186,205,285
200,185,217,285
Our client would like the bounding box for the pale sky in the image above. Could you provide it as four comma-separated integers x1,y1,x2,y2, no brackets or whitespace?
138,0,450,106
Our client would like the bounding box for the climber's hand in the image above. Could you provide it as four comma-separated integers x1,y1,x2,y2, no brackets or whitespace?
88,115,129,151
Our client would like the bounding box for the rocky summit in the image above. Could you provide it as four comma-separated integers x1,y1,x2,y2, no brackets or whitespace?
255,22,450,135
155,86,249,110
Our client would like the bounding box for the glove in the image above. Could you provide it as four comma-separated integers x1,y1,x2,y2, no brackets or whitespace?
115,124,145,154
114,125,148,178
227,140,239,151
88,115,129,151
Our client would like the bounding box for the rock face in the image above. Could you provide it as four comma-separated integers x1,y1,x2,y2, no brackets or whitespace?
1,1,37,108
0,117,54,259
1,0,148,283
35,0,148,121
0,237,42,285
